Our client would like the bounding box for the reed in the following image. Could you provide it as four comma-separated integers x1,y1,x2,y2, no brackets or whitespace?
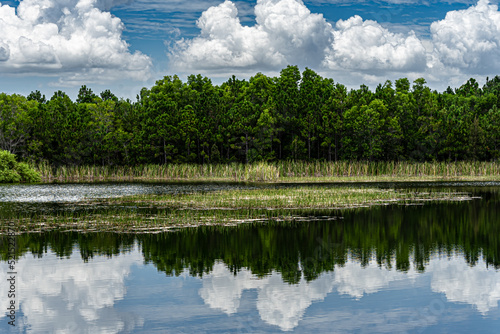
276,160,500,180
32,161,500,183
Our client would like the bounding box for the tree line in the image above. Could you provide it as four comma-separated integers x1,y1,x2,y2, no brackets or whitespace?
1,66,500,166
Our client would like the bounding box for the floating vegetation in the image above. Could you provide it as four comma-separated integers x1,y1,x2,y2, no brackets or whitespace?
103,186,476,210
0,208,342,234
0,185,477,234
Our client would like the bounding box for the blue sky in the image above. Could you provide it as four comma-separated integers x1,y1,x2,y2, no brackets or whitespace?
0,0,499,99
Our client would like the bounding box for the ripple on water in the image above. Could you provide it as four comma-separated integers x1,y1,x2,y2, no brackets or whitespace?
0,183,262,203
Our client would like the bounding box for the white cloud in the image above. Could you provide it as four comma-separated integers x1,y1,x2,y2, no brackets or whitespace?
198,255,500,332
333,259,417,299
0,41,10,61
170,0,333,73
256,272,336,331
169,0,500,90
169,0,426,78
0,0,152,83
254,0,333,65
198,262,337,331
323,15,427,73
199,261,262,314
430,0,500,74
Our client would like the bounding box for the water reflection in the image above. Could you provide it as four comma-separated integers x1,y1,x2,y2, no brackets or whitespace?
0,183,499,332
429,255,500,314
199,262,337,331
1,244,498,333
198,256,500,331
0,245,143,333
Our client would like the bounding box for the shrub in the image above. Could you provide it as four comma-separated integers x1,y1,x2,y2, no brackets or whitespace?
0,150,41,183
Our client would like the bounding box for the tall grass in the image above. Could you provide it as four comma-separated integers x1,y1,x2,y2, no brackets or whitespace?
31,160,500,183
276,160,500,179
32,161,280,182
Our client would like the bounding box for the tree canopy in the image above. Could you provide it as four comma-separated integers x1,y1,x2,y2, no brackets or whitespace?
3,67,500,165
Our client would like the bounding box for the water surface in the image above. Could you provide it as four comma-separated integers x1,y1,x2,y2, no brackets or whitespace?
0,182,499,332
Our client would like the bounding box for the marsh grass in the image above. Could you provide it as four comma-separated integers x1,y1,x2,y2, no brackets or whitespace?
32,162,280,182
0,186,474,233
276,160,500,179
105,186,473,210
31,161,500,183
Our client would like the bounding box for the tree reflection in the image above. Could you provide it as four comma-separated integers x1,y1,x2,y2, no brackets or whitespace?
2,191,498,280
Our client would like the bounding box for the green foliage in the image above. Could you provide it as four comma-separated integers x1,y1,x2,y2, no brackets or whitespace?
0,149,41,183
2,70,500,167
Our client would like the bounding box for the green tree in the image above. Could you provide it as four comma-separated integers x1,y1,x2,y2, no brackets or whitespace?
228,99,257,163
275,66,301,159
76,85,98,104
298,68,325,160
482,105,500,159
437,105,469,161
342,99,399,161
254,108,276,161
178,105,198,162
0,94,36,156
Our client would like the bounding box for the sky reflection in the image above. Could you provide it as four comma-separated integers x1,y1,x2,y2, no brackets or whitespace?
1,246,499,333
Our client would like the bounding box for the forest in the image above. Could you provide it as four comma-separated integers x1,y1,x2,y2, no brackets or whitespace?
1,65,500,166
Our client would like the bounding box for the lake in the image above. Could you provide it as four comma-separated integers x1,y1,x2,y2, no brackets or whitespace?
1,182,499,333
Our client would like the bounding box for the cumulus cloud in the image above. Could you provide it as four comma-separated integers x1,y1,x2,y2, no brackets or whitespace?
323,15,427,73
0,0,152,82
256,272,336,331
254,0,333,65
169,0,500,88
430,0,500,74
198,255,500,331
198,262,336,331
199,261,262,314
0,41,9,61
333,259,417,299
170,0,427,77
170,0,333,73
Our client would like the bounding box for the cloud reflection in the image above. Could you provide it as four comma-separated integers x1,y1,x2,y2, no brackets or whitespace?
199,259,416,331
1,247,143,333
429,255,500,314
199,256,499,331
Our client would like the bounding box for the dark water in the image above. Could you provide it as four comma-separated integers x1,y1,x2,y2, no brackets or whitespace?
0,182,499,333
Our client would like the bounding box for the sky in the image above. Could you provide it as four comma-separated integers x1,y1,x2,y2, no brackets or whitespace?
0,0,500,100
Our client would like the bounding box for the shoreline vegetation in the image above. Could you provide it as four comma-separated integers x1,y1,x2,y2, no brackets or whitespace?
32,160,500,183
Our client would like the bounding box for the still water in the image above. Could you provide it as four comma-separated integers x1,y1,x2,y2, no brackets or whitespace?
1,182,499,333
